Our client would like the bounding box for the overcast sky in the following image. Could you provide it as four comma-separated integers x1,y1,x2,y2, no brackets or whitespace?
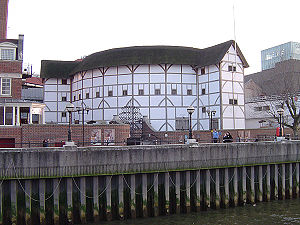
6,0,300,75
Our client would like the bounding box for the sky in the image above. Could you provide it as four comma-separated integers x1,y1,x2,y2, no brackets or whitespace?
6,0,300,76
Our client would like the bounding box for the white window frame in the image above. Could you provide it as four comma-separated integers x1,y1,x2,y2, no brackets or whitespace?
1,78,11,96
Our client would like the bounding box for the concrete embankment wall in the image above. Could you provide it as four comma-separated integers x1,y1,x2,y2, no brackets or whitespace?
0,141,300,224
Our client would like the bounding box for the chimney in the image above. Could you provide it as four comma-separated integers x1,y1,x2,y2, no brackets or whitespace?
0,0,9,39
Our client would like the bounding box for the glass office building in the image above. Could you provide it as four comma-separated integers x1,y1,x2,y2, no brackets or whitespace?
261,42,300,70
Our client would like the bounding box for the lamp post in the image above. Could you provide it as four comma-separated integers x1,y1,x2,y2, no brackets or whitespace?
65,103,75,142
207,109,216,142
277,108,284,137
187,106,195,139
76,105,90,146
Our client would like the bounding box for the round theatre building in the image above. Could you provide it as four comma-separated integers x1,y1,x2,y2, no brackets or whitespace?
41,40,248,132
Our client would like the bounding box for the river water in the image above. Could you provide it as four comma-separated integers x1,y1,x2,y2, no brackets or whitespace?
89,199,300,225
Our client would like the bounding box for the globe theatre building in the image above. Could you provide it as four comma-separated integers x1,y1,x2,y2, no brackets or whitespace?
41,40,248,132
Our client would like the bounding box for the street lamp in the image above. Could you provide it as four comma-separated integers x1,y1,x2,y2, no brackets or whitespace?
277,108,284,137
207,109,216,142
65,103,75,142
76,105,90,146
187,106,195,139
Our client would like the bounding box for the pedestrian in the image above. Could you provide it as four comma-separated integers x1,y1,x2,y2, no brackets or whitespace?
223,132,233,143
42,139,48,147
212,129,221,143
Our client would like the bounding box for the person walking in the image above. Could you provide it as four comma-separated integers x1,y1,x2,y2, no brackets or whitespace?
212,129,221,143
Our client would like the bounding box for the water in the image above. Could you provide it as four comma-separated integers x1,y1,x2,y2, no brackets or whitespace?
88,199,300,225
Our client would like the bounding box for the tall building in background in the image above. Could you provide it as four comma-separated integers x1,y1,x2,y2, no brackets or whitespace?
0,0,9,39
261,42,300,70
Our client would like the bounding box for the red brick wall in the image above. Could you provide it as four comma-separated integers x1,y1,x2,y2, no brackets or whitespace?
0,0,8,39
0,61,22,73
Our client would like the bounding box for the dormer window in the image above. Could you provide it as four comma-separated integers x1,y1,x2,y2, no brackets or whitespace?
0,42,17,60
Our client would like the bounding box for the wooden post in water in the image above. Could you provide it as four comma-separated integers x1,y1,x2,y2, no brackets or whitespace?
106,176,112,221
266,165,271,201
242,167,247,203
130,175,136,219
289,163,292,198
282,164,286,200
224,168,229,207
274,164,278,199
119,175,124,219
80,177,86,223
215,169,220,209
142,174,148,217
175,172,180,214
233,167,238,206
154,173,159,217
66,178,73,223
165,172,170,214
205,170,210,208
10,180,17,225
186,171,191,213
258,166,263,202
296,163,300,197
25,180,31,225
250,166,255,204
39,179,46,225
196,170,201,212
53,179,59,225
93,177,99,222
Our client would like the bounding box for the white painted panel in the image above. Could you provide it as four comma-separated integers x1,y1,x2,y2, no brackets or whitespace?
133,74,148,83
233,82,244,93
198,74,208,83
176,107,189,117
150,108,165,119
93,98,101,108
106,67,117,75
139,108,149,117
168,65,181,73
209,81,220,93
222,81,232,92
234,106,245,118
44,85,57,91
167,73,181,83
92,109,102,120
58,102,68,111
228,45,235,54
150,96,164,106
106,97,117,107
77,80,82,90
167,120,175,131
182,74,196,83
150,65,164,73
135,96,149,106
144,84,149,95
150,74,165,83
57,85,70,92
167,107,175,119
135,65,149,73
168,96,181,106
118,96,130,107
93,77,103,87
118,66,130,75
44,92,57,101
83,79,92,88
199,95,209,106
209,71,219,81
222,71,233,80
208,65,219,73
235,119,245,129
84,71,93,79
209,93,220,105
104,75,117,85
118,74,132,84
92,69,101,77
148,120,161,131
104,109,117,120
45,102,57,111
182,65,194,74
183,96,196,106
223,105,233,117
45,112,57,123
233,73,243,82
237,94,244,105
223,118,234,129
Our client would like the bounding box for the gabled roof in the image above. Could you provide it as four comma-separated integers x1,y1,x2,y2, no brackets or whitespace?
40,40,249,78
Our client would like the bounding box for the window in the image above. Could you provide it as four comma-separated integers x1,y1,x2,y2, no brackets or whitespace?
1,48,15,60
1,78,11,95
62,96,67,101
108,90,113,96
62,79,67,85
234,99,238,105
96,91,100,98
202,107,206,113
187,89,192,95
86,93,90,99
73,96,76,101
202,88,206,95
79,94,81,100
229,99,238,105
171,89,177,95
5,107,13,125
138,89,144,96
228,65,236,72
123,90,128,96
200,67,205,75
175,117,189,130
229,99,233,104
62,112,67,117
155,89,161,95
